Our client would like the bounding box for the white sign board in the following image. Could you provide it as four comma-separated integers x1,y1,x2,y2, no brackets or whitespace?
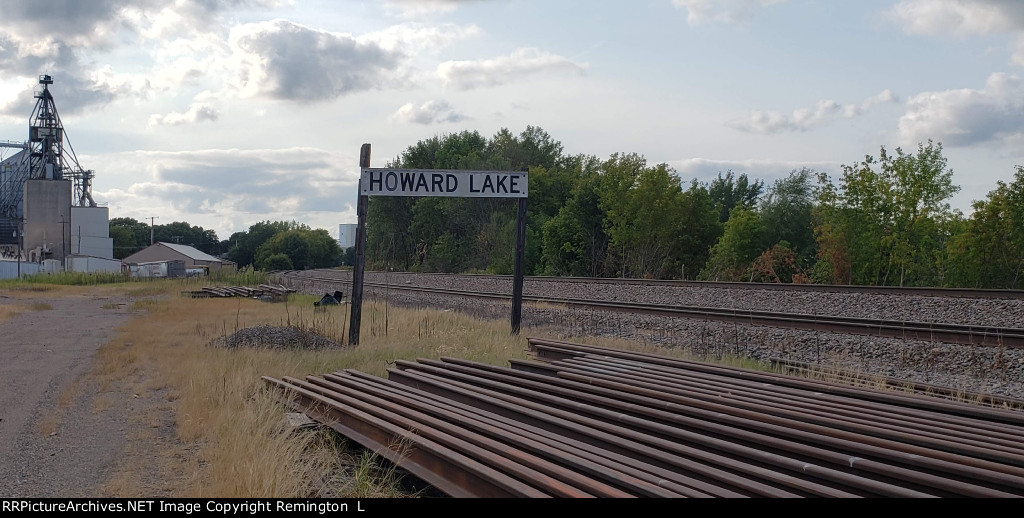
360,168,528,198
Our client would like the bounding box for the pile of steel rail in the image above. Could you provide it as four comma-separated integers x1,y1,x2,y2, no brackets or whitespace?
182,284,295,299
263,337,1024,498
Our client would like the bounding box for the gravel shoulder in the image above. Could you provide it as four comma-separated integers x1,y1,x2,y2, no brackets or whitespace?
0,290,136,497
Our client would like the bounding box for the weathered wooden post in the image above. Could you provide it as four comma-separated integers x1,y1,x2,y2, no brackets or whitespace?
348,144,370,346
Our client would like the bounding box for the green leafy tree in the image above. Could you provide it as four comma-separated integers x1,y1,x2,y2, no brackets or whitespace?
599,154,689,278
262,253,294,271
226,221,295,267
820,141,959,286
701,207,766,281
760,169,816,263
109,217,151,258
254,226,340,270
153,221,219,254
946,166,1024,288
675,180,724,279
709,170,764,223
541,165,608,277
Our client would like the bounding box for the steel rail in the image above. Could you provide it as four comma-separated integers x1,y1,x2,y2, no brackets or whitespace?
397,359,1024,496
534,356,1024,461
527,338,1024,425
546,355,1024,438
310,371,684,497
539,356,1024,450
277,269,1024,300
510,357,1024,443
391,364,930,497
386,367,830,497
277,272,1024,348
430,357,1024,488
337,370,743,498
290,375,625,498
262,376,550,498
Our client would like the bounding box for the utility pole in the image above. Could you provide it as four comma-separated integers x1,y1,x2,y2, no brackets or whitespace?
148,216,159,245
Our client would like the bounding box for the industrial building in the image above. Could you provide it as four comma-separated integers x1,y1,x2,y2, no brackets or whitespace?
123,242,236,274
338,223,357,249
0,75,116,277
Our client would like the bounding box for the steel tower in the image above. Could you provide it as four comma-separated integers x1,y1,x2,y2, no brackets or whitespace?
0,75,96,244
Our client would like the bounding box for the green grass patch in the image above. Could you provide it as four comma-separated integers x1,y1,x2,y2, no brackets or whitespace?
209,266,268,286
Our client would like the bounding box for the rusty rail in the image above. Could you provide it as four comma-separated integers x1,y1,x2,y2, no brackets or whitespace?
264,338,1024,498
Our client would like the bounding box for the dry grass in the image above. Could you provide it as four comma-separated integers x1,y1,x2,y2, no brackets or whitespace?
543,331,772,371
91,288,529,498
0,304,25,323
77,277,1012,498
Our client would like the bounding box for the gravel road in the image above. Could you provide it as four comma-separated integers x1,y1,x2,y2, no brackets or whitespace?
0,292,134,497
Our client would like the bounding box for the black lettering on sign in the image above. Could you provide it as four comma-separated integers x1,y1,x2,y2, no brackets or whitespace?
369,171,383,191
385,172,398,191
415,174,429,191
482,175,494,192
510,175,520,193
400,172,416,191
470,175,481,193
496,175,508,193
432,174,444,192
447,174,458,191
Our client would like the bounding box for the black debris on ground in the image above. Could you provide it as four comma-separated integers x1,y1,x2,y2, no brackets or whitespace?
210,325,343,350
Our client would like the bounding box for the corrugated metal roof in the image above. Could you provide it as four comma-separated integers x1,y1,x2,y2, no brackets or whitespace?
158,242,229,263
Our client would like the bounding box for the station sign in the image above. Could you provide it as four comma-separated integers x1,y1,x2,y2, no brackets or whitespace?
360,168,528,198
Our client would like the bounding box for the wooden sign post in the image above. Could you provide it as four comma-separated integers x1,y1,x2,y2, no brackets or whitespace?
348,150,529,345
348,144,371,346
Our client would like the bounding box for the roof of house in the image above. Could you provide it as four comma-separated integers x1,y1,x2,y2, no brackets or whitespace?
158,242,233,264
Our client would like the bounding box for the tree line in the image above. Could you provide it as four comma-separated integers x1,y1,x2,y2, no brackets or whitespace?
110,218,345,271
365,127,1024,289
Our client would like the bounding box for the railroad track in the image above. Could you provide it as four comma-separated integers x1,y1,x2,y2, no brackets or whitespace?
265,338,1024,498
276,271,1024,348
277,269,1024,299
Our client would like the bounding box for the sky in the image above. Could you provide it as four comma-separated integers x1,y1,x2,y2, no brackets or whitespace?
0,0,1022,241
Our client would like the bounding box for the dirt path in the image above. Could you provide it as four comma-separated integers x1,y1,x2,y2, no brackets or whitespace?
0,291,135,497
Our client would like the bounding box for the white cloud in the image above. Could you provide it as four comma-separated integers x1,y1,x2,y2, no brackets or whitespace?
361,22,482,54
898,73,1024,148
228,19,405,101
0,1,290,116
149,102,219,126
437,48,587,90
888,1,1024,65
729,90,898,134
391,99,465,125
383,0,477,18
888,0,1024,35
670,157,839,182
672,0,788,25
224,20,480,101
91,147,358,238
